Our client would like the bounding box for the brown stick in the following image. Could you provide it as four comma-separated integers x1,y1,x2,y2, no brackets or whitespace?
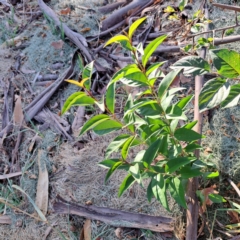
53,196,174,233
212,3,240,12
98,1,126,14
186,1,209,239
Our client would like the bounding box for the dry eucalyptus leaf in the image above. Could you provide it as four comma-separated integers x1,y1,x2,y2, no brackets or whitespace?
35,150,49,216
13,95,24,126
51,40,64,50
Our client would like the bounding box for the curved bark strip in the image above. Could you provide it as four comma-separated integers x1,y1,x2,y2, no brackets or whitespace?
101,0,152,31
37,0,93,62
54,196,174,233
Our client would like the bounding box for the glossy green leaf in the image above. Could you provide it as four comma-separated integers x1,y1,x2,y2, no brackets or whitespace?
82,61,94,90
136,102,163,117
210,49,240,78
174,128,204,142
158,135,168,156
147,179,154,202
177,95,193,110
171,56,210,76
165,157,196,173
121,136,135,160
183,120,198,129
106,83,116,113
208,194,226,203
129,163,141,184
62,92,95,115
118,174,136,197
93,119,122,135
142,35,167,67
151,174,169,211
169,177,187,208
146,62,166,77
99,159,121,168
104,35,130,47
184,143,202,152
221,84,240,108
179,166,202,178
105,134,130,158
80,114,110,136
199,78,230,112
166,105,187,120
158,69,182,98
203,171,219,179
129,17,146,39
105,161,122,182
142,139,162,167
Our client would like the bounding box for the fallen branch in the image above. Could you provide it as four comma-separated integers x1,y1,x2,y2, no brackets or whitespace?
212,3,240,12
53,196,174,233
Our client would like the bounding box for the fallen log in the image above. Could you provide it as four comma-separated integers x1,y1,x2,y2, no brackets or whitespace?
54,196,174,233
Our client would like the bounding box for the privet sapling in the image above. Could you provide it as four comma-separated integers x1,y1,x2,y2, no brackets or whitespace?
62,17,239,211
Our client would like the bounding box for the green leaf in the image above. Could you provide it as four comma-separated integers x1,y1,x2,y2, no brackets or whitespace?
184,143,202,152
104,35,130,47
208,194,226,203
165,157,196,173
105,134,130,158
151,174,169,211
93,119,122,135
199,78,230,112
158,69,182,98
118,174,136,197
179,0,189,11
80,114,110,136
183,120,198,129
146,62,166,77
129,163,142,184
121,136,135,160
105,161,122,182
158,135,168,156
82,61,94,90
129,17,146,40
210,49,240,78
106,83,116,113
136,102,163,117
142,139,162,167
166,105,187,120
174,128,204,142
169,177,187,208
177,95,193,110
179,165,202,178
171,56,210,76
221,84,240,108
142,35,168,67
147,179,154,202
99,159,121,168
62,92,95,115
110,64,148,87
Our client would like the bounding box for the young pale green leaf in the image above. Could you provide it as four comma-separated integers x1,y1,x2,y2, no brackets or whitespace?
129,17,146,40
177,95,193,110
170,119,179,132
174,128,204,142
121,136,135,160
179,0,188,11
93,119,122,135
171,56,210,76
105,134,130,158
221,84,240,108
80,114,110,136
162,87,186,102
208,194,226,203
82,61,94,90
165,157,196,173
129,163,142,184
203,171,219,179
105,161,122,182
151,174,169,211
106,83,116,113
199,78,230,112
104,35,130,47
209,49,240,78
147,179,154,202
99,159,121,168
169,177,187,208
61,92,95,115
146,62,166,77
158,69,182,98
142,35,168,67
118,174,136,197
183,120,198,129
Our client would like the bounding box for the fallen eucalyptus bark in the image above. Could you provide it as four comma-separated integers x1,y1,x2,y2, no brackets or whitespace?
98,0,126,14
54,196,174,233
